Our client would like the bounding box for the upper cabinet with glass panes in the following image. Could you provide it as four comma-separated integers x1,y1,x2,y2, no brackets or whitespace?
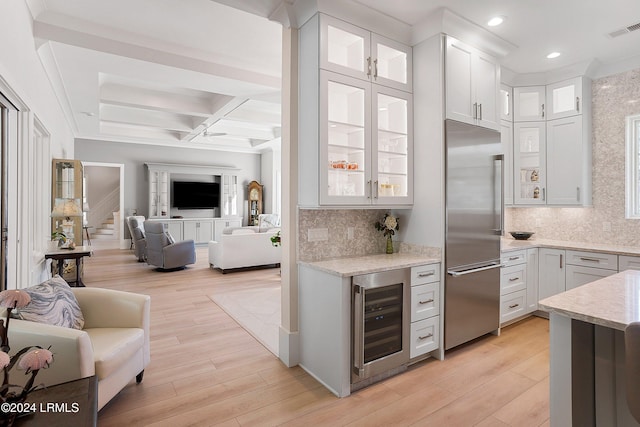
320,14,412,92
546,77,585,120
298,13,413,208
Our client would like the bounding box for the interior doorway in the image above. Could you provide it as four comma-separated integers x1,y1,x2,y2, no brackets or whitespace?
82,162,125,249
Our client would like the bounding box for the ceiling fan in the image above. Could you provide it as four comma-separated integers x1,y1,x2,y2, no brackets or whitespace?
202,130,227,137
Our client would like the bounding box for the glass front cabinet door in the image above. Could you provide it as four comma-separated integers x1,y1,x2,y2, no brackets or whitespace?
147,166,169,219
320,14,412,92
373,86,412,204
513,122,546,205
321,71,370,205
513,86,546,122
320,71,412,206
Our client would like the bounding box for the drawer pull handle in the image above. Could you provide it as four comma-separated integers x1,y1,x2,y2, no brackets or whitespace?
579,257,600,263
419,299,434,305
419,333,433,340
418,271,435,277
509,303,520,309
509,277,520,282
508,256,519,261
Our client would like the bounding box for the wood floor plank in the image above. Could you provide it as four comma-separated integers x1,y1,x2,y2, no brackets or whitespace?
85,247,551,427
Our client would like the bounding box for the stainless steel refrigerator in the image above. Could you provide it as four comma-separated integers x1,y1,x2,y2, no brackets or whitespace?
444,119,503,350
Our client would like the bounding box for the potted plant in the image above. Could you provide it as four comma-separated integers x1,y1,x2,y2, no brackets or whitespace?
49,231,66,250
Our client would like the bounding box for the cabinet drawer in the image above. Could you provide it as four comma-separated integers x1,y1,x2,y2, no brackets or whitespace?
411,264,440,286
501,250,526,267
566,265,617,290
411,282,439,322
501,264,527,295
410,316,439,359
500,290,526,324
620,256,640,272
565,250,617,270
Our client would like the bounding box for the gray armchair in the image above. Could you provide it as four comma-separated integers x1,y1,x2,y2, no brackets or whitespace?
143,221,196,270
126,216,147,262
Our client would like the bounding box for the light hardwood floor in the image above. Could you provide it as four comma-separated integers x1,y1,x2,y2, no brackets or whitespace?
87,247,550,427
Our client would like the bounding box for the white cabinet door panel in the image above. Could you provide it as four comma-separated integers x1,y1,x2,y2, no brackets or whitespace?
538,248,566,299
411,282,439,322
546,116,583,205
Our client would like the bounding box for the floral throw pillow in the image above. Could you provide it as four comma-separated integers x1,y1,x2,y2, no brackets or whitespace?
16,275,85,330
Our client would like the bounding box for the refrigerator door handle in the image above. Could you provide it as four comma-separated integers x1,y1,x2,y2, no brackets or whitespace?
494,154,504,235
447,262,503,277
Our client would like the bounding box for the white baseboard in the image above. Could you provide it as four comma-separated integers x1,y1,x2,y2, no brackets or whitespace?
278,326,299,367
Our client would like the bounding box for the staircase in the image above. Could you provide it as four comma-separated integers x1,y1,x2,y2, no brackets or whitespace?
92,216,116,240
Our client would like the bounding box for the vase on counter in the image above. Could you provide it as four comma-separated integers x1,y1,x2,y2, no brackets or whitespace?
385,236,393,254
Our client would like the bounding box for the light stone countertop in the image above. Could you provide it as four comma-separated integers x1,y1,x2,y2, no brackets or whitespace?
299,253,440,277
501,237,640,257
538,270,640,331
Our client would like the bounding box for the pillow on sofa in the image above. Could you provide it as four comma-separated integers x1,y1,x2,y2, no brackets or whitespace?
16,275,85,330
258,214,280,232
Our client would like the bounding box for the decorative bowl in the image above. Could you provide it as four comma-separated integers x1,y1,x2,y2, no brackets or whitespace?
509,231,534,240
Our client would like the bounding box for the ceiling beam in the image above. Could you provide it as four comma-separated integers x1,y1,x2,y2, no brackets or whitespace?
33,20,281,89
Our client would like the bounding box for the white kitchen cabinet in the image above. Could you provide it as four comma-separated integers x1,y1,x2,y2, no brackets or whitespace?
319,70,412,206
183,219,214,244
500,250,533,324
566,265,617,290
500,290,527,324
147,166,169,219
538,248,566,300
409,264,441,360
513,86,545,122
546,77,583,120
565,250,618,290
300,14,413,208
410,316,439,359
320,14,412,92
620,255,640,271
546,116,587,205
501,120,513,205
445,36,500,131
513,122,546,205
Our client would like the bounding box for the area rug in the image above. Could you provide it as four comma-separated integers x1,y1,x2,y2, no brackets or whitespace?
209,285,280,356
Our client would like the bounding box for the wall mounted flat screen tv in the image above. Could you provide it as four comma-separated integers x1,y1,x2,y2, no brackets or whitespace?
173,181,220,209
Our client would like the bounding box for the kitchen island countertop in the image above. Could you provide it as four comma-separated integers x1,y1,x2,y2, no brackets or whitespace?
538,269,640,331
299,253,440,277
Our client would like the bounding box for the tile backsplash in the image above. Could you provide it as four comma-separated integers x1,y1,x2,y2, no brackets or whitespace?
297,209,440,261
507,67,640,247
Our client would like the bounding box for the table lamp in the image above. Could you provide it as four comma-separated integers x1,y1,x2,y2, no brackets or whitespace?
51,198,83,247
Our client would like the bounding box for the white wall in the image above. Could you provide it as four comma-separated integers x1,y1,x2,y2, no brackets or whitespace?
0,1,75,288
75,138,262,225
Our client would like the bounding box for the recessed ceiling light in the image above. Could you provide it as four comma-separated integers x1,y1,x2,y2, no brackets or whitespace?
487,16,505,27
547,52,561,59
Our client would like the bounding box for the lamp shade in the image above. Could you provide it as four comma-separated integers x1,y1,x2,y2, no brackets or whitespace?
51,198,83,218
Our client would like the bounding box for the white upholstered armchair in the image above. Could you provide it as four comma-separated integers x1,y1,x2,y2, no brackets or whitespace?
6,287,150,410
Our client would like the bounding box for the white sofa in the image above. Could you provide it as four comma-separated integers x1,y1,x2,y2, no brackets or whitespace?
6,287,150,410
209,227,281,273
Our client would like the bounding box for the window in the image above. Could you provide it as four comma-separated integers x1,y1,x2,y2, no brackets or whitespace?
626,114,640,218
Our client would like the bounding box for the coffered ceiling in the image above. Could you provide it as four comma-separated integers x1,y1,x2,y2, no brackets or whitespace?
27,0,283,152
25,0,640,152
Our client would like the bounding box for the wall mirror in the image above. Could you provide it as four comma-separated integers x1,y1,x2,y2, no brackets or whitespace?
51,159,84,245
